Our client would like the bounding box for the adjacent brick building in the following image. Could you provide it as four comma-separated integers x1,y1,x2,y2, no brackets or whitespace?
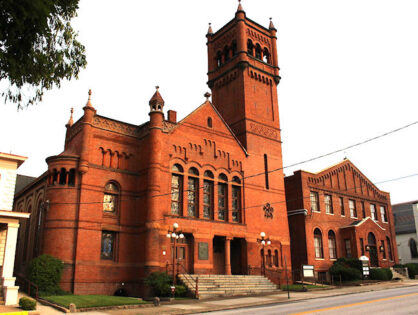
13,4,291,296
285,159,399,280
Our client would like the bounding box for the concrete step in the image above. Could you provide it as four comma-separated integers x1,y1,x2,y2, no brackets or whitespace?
179,274,279,299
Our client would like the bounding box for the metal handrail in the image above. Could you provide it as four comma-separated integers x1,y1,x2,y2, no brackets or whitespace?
15,274,39,299
176,262,199,298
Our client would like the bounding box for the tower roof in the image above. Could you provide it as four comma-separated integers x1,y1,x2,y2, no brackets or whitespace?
66,108,74,127
207,23,213,35
237,0,244,12
149,86,165,106
269,17,276,30
85,89,94,108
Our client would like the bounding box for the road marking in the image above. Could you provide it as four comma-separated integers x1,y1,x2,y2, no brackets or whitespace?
291,292,418,314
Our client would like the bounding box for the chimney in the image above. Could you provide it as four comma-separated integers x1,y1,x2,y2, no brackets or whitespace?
167,110,177,123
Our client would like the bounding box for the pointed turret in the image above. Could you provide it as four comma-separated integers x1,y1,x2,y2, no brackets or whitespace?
84,89,94,109
149,86,164,113
207,23,213,35
237,0,244,13
66,108,74,128
269,17,276,31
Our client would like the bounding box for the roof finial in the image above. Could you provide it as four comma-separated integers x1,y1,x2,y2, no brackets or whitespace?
86,89,93,108
204,92,211,101
156,85,159,91
66,107,74,127
269,17,276,30
237,0,244,12
207,23,213,35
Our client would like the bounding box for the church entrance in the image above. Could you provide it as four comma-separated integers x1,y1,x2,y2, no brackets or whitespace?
173,234,194,274
368,232,378,267
231,238,246,275
213,236,225,274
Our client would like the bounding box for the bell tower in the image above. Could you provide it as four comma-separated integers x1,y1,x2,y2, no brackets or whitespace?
207,1,281,152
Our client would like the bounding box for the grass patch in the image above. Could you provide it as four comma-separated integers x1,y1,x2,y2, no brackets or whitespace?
42,295,148,309
281,284,327,291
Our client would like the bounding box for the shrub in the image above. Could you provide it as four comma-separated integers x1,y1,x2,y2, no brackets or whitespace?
174,284,187,297
405,263,418,279
19,297,37,310
336,257,362,272
393,264,404,269
370,268,392,280
144,272,171,297
329,262,361,281
28,254,64,296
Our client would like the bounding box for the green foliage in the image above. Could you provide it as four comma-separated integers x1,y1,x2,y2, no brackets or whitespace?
28,254,64,295
144,272,172,297
336,257,363,272
174,284,187,297
19,297,37,310
393,264,404,269
369,268,393,280
329,258,363,281
404,263,418,279
329,262,362,281
0,0,87,108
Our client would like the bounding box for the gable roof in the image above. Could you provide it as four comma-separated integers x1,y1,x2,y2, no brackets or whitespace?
167,100,248,156
340,217,386,231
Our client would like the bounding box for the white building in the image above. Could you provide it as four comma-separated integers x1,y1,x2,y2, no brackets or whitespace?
393,201,418,264
0,153,30,305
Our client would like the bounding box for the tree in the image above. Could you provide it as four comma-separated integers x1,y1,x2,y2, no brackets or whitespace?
0,0,87,108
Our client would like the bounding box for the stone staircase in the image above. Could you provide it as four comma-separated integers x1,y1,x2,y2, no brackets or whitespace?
391,267,409,280
178,274,278,299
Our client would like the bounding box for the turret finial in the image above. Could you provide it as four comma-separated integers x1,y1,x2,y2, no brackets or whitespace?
204,92,211,101
237,0,244,12
269,17,276,30
86,89,93,108
66,107,74,127
207,23,213,35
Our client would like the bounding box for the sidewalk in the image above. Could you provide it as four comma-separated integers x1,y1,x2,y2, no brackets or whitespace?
2,280,418,314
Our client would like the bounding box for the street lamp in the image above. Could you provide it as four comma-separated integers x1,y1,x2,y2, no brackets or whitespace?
257,232,271,276
166,223,184,288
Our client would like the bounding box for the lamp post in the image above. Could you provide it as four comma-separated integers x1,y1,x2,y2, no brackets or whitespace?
257,232,271,276
166,223,184,287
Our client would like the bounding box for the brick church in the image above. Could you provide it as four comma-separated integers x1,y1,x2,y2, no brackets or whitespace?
13,3,292,295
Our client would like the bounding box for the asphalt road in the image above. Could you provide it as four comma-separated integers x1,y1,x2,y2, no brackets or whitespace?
199,285,418,315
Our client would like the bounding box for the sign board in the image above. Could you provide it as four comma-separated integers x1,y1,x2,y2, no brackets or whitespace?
198,242,209,260
359,256,369,261
362,266,370,276
302,265,314,278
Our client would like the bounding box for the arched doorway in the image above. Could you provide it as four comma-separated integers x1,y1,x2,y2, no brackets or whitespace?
368,232,378,267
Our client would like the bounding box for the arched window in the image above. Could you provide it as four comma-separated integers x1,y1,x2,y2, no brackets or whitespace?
171,164,183,215
218,174,228,221
68,168,76,186
204,170,214,179
188,168,199,217
368,232,378,266
216,51,222,67
59,168,67,185
232,178,241,223
274,249,279,267
255,44,262,59
231,40,237,56
33,200,45,258
103,182,119,213
267,249,272,267
224,45,230,62
207,117,213,128
314,228,323,258
263,48,270,63
328,230,337,259
409,238,418,258
52,169,58,185
247,39,254,56
203,171,214,219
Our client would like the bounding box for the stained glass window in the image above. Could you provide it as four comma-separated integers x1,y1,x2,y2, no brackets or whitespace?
203,180,213,219
103,182,119,213
101,231,115,260
188,177,198,217
232,186,241,222
218,183,227,221
171,174,182,215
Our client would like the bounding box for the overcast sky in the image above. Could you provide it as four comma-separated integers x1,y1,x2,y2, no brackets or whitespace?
0,0,417,204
